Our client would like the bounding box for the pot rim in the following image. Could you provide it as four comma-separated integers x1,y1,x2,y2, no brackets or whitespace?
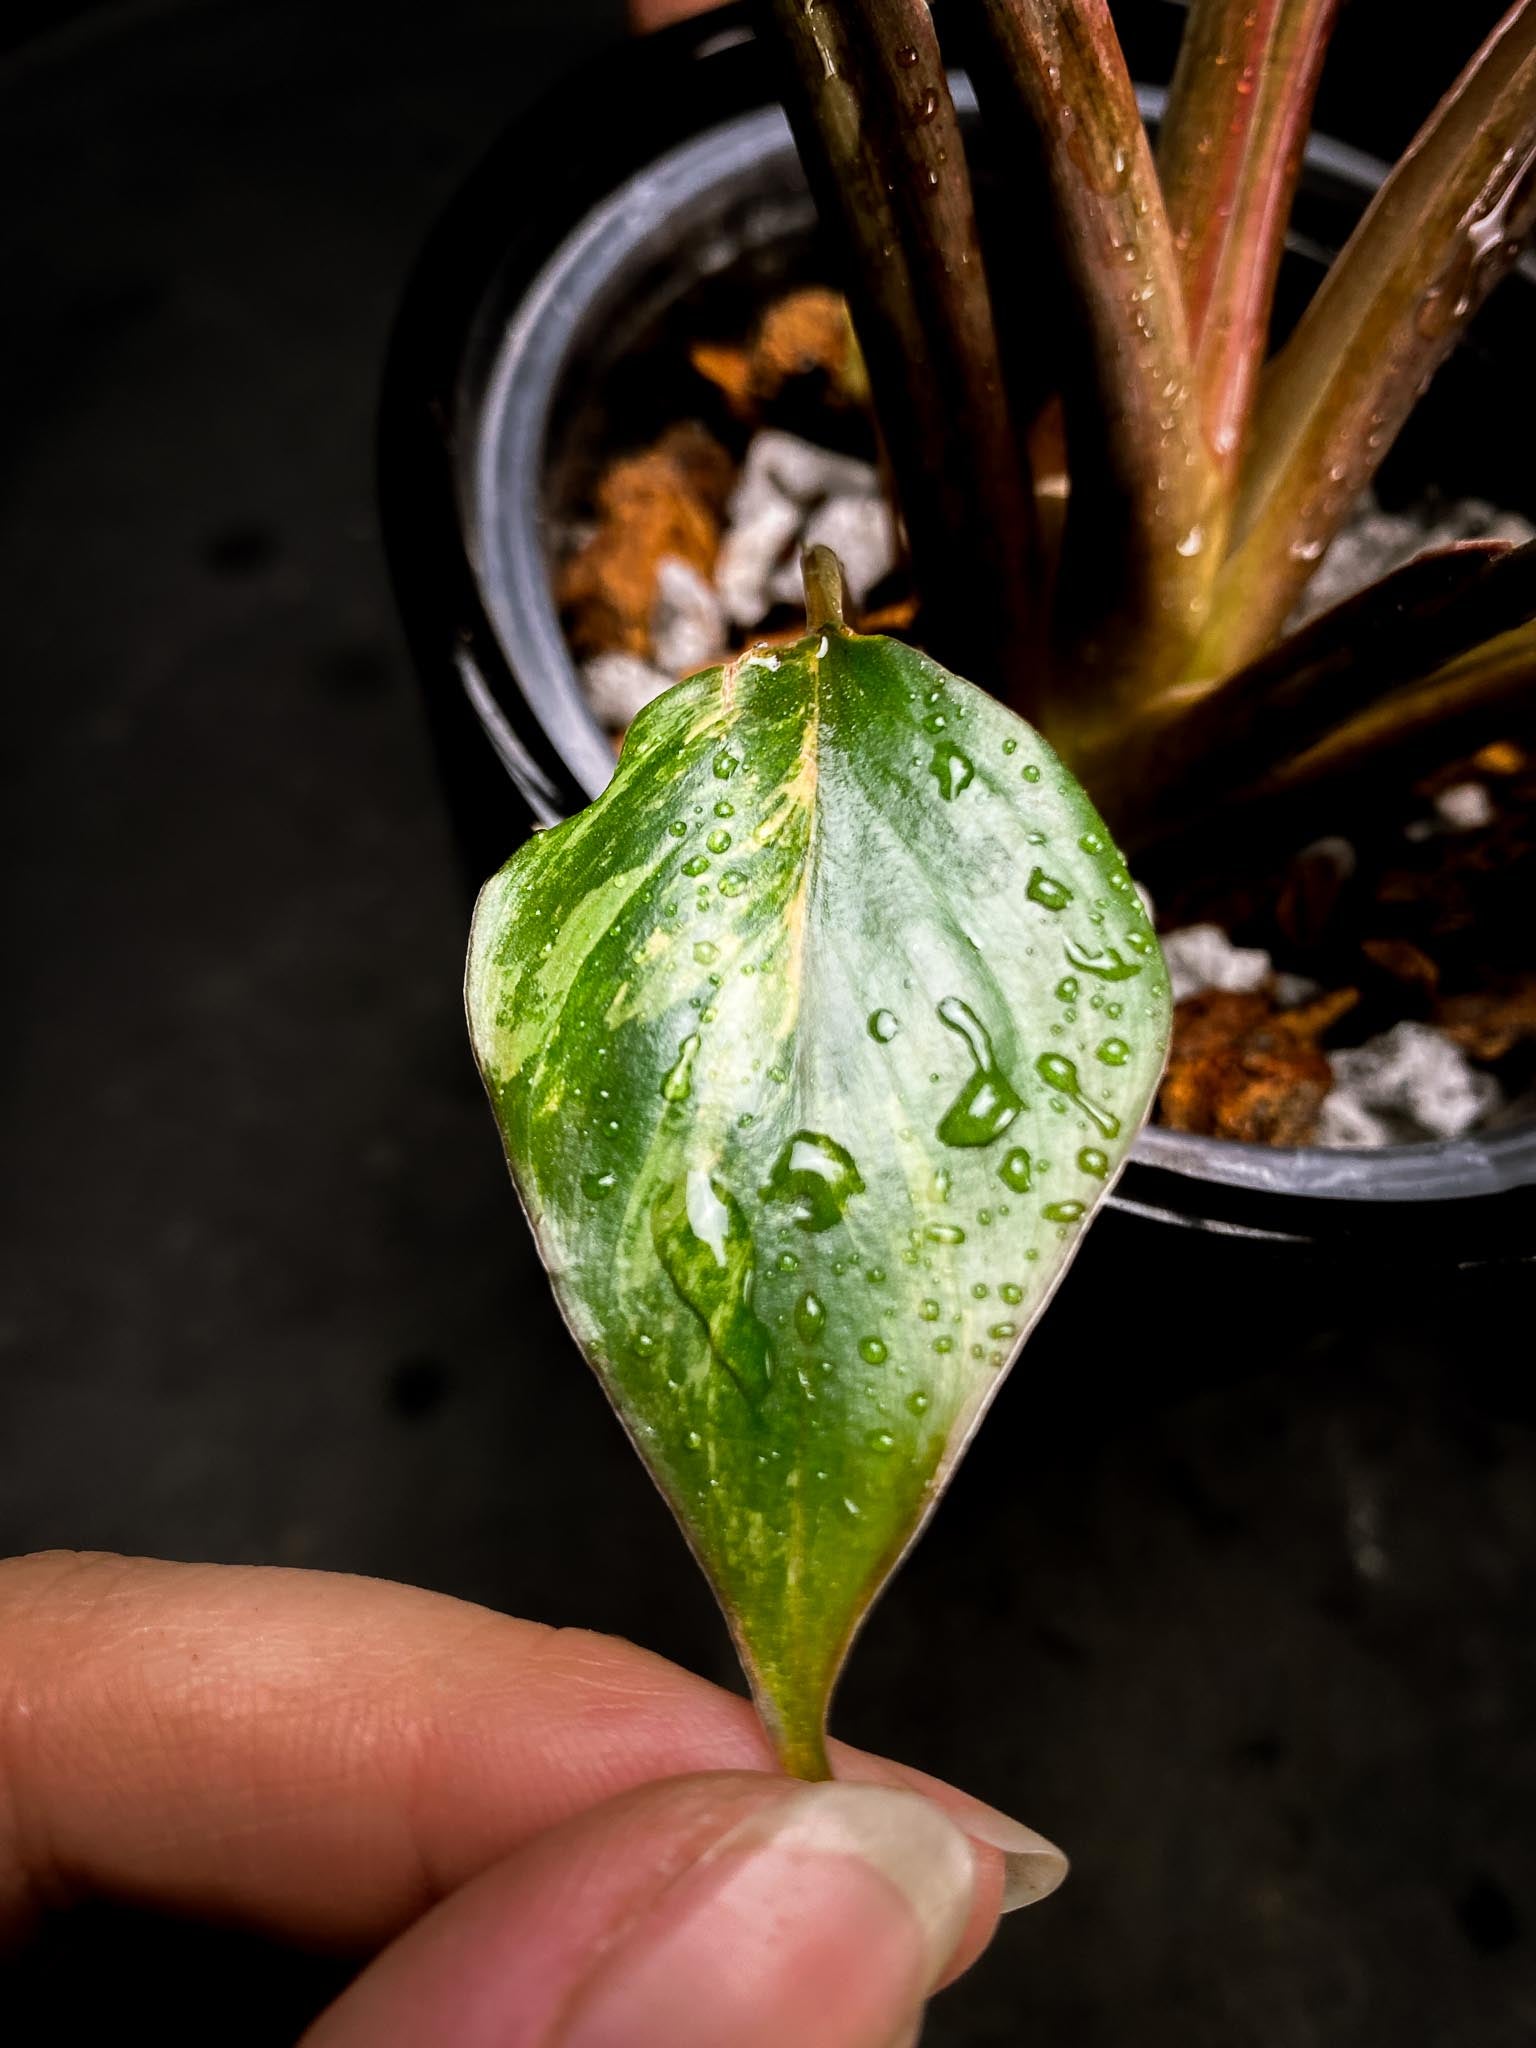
443,74,1536,1224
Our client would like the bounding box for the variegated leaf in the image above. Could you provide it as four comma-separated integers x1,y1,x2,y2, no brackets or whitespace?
467,584,1170,1779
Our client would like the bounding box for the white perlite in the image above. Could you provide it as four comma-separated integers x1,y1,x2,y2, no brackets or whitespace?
1160,922,1274,1004
581,651,675,729
1432,780,1497,831
715,431,894,629
1317,1021,1503,1148
651,555,726,678
770,491,899,611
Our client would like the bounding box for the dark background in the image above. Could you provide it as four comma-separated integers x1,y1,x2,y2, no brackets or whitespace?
3,2,1534,2043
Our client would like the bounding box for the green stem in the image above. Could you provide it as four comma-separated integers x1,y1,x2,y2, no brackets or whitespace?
802,544,851,635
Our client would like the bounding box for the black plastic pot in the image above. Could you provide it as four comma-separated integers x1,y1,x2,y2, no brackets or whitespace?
380,4,1536,1266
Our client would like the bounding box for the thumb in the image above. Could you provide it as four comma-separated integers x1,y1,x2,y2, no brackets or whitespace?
302,1770,1012,2048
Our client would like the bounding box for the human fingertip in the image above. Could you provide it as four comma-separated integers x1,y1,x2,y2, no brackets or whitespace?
557,1781,976,2047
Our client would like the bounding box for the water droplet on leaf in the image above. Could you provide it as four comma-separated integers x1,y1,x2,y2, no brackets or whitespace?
653,1170,770,1400
795,1291,827,1342
1027,868,1073,912
930,742,974,800
661,1033,701,1102
999,1147,1032,1191
760,1130,866,1232
1035,1052,1121,1137
935,996,1024,1146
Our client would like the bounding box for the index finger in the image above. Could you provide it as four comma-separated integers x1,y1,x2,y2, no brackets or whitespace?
0,1552,1063,1958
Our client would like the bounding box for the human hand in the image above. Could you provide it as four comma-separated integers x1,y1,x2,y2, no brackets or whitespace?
1,1552,1064,2046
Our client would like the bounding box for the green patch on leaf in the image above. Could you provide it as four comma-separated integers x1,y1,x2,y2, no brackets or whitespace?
467,606,1170,1779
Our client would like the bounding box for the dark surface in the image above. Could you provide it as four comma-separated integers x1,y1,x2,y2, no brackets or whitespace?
3,2,1534,2044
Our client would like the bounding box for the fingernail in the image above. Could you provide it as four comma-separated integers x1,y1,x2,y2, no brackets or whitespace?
949,1801,1068,1912
558,1783,975,2048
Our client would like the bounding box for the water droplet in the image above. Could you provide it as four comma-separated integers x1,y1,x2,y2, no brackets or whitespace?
653,1170,770,1400
1021,763,1041,783
868,1008,900,1042
634,1332,654,1354
934,996,1025,1147
661,1032,701,1102
693,940,718,966
1056,976,1079,1003
719,871,747,896
858,1335,888,1365
682,854,709,876
989,1322,1017,1341
1043,1200,1085,1223
668,820,688,838
795,1290,826,1343
1175,523,1205,557
842,1495,862,1517
1002,736,1018,755
713,798,734,819
1027,867,1073,912
581,1169,617,1199
1078,1146,1109,1178
1000,1281,1023,1304
760,1130,866,1232
908,1389,931,1415
934,1335,955,1353
919,1298,941,1321
930,1165,951,1202
1035,1052,1121,1137
713,752,738,779
922,712,947,732
971,1282,989,1299
777,1251,799,1273
930,741,975,800
999,1147,1032,1192
925,1222,967,1245
868,1428,896,1452
896,42,919,65
1097,1037,1130,1067
1065,939,1142,981
706,829,732,855
916,84,939,121
685,1429,703,1451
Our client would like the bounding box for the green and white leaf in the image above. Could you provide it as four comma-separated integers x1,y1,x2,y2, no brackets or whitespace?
467,597,1170,1778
